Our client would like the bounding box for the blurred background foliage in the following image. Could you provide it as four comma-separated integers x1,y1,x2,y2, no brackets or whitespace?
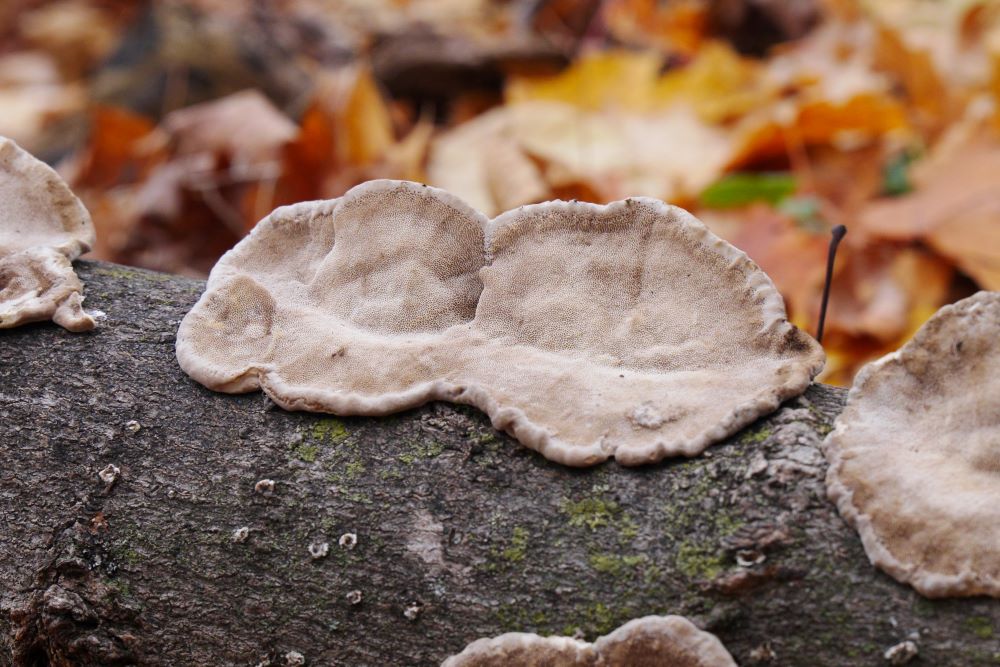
2,0,998,383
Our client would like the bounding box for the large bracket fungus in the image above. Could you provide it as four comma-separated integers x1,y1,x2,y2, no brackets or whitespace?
825,291,1000,597
0,136,96,331
442,615,737,666
177,180,823,466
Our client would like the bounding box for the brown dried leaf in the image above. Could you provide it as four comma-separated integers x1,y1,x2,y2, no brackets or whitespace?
163,89,297,167
860,121,1000,289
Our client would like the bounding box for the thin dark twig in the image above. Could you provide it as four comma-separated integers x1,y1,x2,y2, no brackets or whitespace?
817,224,847,344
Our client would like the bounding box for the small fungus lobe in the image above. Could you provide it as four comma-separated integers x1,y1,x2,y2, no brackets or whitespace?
346,589,363,606
627,402,667,430
254,478,276,495
0,136,96,331
308,541,329,560
98,464,120,485
442,615,736,666
338,532,357,550
403,601,423,621
883,641,918,665
825,291,1000,597
736,549,765,567
232,526,250,544
177,180,824,466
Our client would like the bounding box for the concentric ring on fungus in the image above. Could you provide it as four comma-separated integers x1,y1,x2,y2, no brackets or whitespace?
176,179,824,466
825,291,1000,597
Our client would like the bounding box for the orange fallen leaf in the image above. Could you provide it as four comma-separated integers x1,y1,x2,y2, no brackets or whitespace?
818,244,957,385
74,106,160,189
730,93,909,168
276,102,339,207
604,0,709,57
872,23,953,133
860,120,1000,289
312,65,396,167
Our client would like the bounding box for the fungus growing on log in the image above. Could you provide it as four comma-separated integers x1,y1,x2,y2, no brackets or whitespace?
442,615,737,666
177,179,823,466
825,291,1000,597
0,136,96,331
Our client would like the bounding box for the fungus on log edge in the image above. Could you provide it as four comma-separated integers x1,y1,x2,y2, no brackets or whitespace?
825,291,1000,598
442,615,737,666
0,136,96,331
177,179,824,466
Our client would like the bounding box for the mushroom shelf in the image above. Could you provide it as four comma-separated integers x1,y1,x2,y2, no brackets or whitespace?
825,291,1000,598
177,180,824,466
0,136,96,332
443,615,736,666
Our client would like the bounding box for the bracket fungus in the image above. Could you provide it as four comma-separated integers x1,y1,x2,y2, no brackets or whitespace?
441,615,736,666
177,179,823,466
825,291,1000,597
0,136,96,331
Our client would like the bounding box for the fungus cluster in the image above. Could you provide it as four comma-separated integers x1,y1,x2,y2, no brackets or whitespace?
0,136,96,331
177,179,823,466
442,615,736,666
825,291,1000,597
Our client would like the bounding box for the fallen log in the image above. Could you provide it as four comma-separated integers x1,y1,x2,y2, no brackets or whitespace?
1,261,997,666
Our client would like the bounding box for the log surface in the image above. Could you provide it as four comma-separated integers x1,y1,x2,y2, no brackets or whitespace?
1,261,998,666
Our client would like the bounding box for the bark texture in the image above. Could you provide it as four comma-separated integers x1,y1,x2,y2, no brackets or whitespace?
1,260,998,667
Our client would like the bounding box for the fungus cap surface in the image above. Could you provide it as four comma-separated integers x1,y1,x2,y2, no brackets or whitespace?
0,136,95,331
442,615,737,666
825,291,1000,597
177,179,823,466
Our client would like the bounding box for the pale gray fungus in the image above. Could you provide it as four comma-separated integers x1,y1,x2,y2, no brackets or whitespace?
0,136,96,331
177,180,824,466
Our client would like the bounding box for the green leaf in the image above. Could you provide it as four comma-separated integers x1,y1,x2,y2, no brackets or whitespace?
882,151,914,196
778,195,824,233
699,172,796,208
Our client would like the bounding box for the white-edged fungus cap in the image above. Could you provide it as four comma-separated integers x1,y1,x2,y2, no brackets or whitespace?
442,615,737,666
177,179,823,466
0,136,96,331
825,291,1000,597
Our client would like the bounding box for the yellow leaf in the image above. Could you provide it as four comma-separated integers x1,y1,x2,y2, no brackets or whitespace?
652,41,768,122
506,50,663,112
314,65,395,167
872,24,952,131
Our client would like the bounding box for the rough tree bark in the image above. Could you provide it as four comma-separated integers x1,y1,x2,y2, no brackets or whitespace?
1,261,998,667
